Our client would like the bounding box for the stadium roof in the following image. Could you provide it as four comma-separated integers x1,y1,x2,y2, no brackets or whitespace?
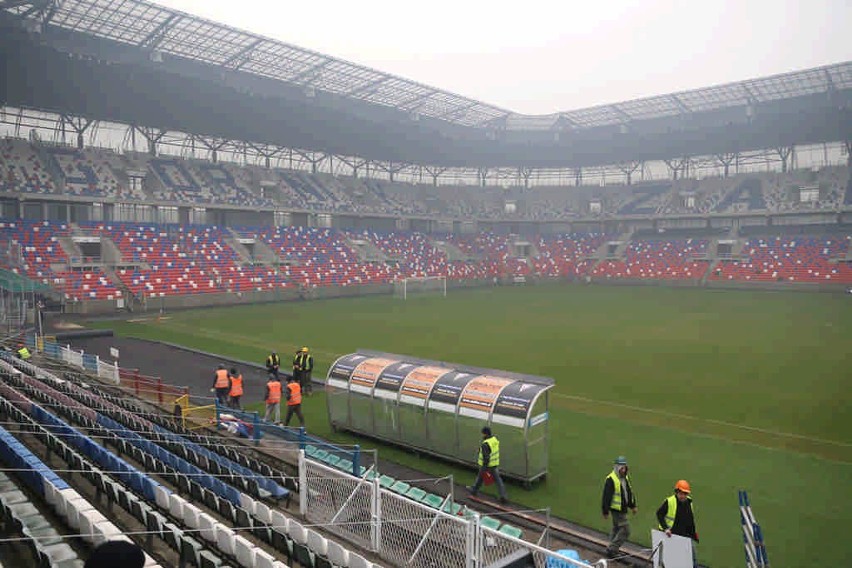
3,0,851,131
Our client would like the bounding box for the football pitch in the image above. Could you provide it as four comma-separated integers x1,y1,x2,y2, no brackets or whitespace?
94,284,852,567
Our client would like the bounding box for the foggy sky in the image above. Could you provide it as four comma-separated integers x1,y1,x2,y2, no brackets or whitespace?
152,0,851,115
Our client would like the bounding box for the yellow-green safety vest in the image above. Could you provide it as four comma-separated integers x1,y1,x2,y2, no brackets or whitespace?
477,436,500,467
660,495,678,529
17,347,31,360
606,471,632,511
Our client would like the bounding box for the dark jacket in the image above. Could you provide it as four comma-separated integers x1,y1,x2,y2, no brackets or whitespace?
601,473,636,515
656,496,698,541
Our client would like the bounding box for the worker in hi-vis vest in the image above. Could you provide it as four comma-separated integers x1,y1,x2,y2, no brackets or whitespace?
467,426,507,504
264,373,282,424
228,368,243,410
601,456,637,560
211,364,230,406
657,479,698,567
284,375,305,427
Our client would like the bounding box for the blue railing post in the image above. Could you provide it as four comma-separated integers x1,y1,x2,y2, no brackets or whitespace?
353,444,361,477
253,412,261,445
299,427,306,450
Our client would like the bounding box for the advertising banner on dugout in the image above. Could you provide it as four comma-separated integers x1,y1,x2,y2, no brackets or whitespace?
428,370,476,412
458,375,514,418
400,366,448,406
492,381,549,427
374,361,417,400
327,353,369,389
350,357,398,394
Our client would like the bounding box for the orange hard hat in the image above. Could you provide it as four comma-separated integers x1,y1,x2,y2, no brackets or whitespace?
675,479,691,494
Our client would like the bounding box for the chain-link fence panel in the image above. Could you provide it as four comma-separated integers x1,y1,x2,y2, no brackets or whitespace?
303,459,374,550
378,490,472,568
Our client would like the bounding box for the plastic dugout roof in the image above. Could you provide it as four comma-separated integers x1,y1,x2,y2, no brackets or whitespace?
327,349,555,428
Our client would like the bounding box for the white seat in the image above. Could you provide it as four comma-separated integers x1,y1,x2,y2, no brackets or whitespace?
270,510,288,534
288,519,307,544
271,562,290,568
65,499,95,530
348,553,370,568
182,503,201,529
307,529,328,556
254,501,271,524
215,524,236,556
94,521,122,546
198,513,216,543
254,548,275,568
239,493,256,514
169,493,185,520
79,510,108,544
233,535,256,568
327,540,350,567
154,485,170,510
43,481,59,507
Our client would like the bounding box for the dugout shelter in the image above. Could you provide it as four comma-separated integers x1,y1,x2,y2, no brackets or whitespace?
326,350,554,484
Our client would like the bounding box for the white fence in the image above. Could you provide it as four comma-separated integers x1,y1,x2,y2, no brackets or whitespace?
299,456,597,568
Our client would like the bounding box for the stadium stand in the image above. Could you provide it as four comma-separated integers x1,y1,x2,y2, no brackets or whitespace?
0,138,56,194
708,235,852,283
592,238,711,281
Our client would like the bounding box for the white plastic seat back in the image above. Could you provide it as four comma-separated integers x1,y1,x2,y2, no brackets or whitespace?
233,535,256,568
215,524,236,556
254,548,275,568
327,540,350,567
288,519,307,544
307,529,328,556
348,552,370,568
198,513,216,542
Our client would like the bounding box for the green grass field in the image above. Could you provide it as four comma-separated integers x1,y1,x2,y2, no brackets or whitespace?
92,285,852,567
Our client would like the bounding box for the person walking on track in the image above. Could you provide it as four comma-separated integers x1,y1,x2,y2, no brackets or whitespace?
264,373,282,423
467,426,507,504
601,455,637,560
211,364,230,406
228,367,243,410
284,375,305,427
293,347,314,396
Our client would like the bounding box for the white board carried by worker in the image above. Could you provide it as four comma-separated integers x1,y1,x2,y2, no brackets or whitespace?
651,529,694,568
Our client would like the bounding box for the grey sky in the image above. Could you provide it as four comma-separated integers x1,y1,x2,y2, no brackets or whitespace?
153,0,851,115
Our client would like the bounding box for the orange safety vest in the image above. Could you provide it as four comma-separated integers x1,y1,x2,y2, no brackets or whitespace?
214,369,229,389
266,381,282,404
286,382,302,406
229,374,243,397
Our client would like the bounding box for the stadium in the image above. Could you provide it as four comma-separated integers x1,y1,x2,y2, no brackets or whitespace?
0,0,850,567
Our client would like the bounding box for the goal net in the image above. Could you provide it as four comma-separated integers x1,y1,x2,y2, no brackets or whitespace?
393,276,447,300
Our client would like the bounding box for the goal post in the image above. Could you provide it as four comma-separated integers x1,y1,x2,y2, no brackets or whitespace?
393,276,447,300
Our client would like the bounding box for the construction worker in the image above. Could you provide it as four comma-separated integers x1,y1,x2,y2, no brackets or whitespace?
284,375,305,427
266,351,281,379
211,364,230,406
228,367,243,410
264,373,282,424
293,347,314,396
467,426,507,504
16,345,31,360
601,456,637,560
657,479,699,542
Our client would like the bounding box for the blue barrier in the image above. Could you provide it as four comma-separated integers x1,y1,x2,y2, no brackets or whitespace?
82,354,98,372
0,424,68,495
97,415,241,505
43,342,61,358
